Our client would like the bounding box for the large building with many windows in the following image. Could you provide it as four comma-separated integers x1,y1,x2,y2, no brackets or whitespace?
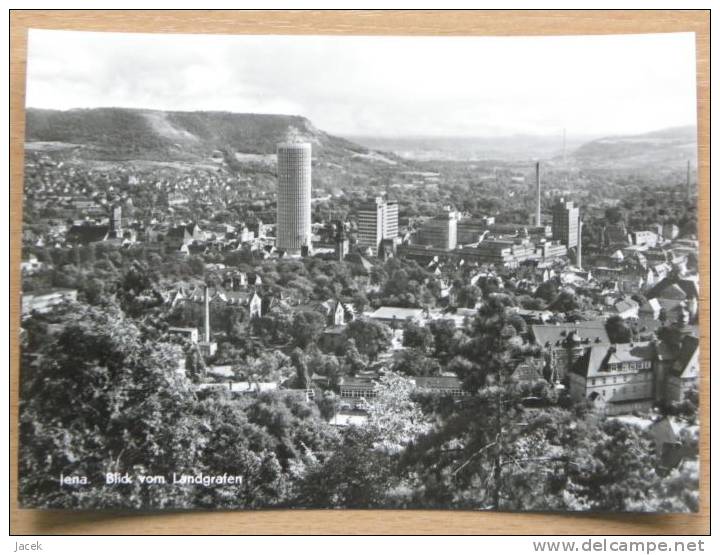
551,199,580,249
276,142,312,255
569,341,656,415
383,200,399,240
356,197,398,254
414,208,458,250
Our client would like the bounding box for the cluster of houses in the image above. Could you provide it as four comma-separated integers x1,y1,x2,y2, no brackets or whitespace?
147,256,700,420
57,212,280,259
20,212,701,420
324,310,699,415
21,152,701,430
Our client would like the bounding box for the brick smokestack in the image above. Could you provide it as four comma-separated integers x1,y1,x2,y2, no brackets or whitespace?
535,161,542,227
203,285,211,343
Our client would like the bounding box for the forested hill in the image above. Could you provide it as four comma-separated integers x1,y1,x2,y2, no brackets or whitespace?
570,125,697,170
24,107,404,165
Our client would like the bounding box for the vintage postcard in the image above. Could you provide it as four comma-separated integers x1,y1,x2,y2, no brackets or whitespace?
18,30,700,512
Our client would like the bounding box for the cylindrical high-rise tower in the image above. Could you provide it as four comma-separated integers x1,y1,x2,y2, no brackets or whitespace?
276,142,312,255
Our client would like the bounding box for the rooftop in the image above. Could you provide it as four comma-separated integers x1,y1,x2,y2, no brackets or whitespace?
572,341,655,378
368,306,427,321
413,376,463,389
531,321,609,348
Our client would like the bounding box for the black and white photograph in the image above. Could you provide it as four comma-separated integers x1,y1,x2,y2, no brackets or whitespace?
18,29,701,513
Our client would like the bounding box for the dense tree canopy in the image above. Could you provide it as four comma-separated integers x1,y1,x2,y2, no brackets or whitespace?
20,302,202,509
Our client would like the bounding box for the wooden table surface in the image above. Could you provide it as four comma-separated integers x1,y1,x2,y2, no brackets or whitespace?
9,9,710,535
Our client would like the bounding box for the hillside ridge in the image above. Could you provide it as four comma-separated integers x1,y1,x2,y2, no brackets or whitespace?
24,107,392,164
570,125,697,169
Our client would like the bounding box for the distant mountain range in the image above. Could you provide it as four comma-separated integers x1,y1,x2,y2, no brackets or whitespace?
347,134,592,162
351,126,698,169
24,107,405,168
568,126,698,170
24,108,697,171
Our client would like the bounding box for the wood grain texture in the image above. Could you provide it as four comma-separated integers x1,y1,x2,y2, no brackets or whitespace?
9,9,710,536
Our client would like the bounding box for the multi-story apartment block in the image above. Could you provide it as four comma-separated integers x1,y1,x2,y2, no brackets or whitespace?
552,199,580,249
356,197,398,254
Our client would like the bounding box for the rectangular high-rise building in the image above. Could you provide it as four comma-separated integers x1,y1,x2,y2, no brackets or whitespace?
551,199,580,249
357,197,398,254
276,142,312,255
414,208,458,250
383,200,399,240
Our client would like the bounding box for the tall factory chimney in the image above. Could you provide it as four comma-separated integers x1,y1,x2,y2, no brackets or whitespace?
576,220,583,269
535,161,542,227
110,204,122,235
203,285,211,343
687,160,692,200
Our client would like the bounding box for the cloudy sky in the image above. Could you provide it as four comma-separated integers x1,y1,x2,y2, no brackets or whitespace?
26,30,697,138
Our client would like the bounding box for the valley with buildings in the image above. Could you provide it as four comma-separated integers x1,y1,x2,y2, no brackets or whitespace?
19,108,700,512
